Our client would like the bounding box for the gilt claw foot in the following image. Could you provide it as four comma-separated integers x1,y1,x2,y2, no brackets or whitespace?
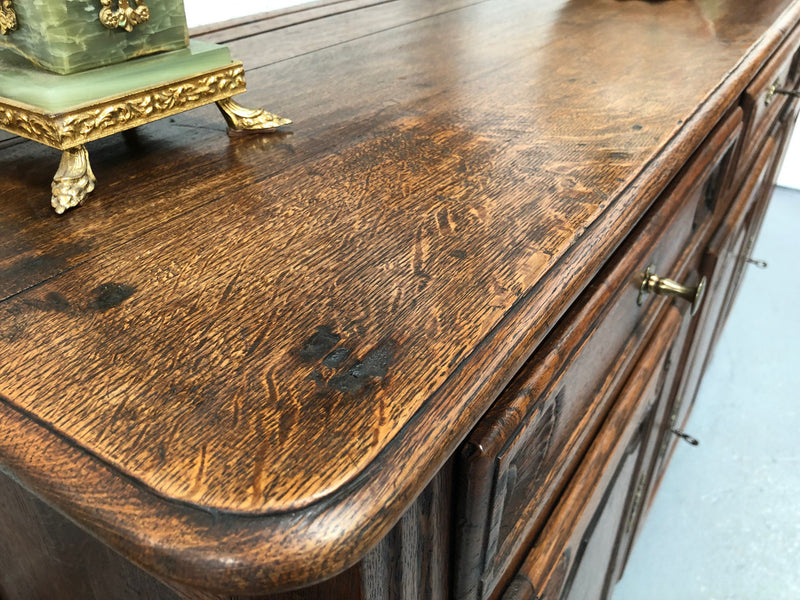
51,145,96,214
216,97,291,132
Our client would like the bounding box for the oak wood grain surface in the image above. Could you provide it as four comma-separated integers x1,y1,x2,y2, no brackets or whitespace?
1,0,798,593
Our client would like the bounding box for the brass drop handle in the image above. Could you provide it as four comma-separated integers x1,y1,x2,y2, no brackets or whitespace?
745,257,768,269
765,79,800,105
638,265,707,316
672,429,699,446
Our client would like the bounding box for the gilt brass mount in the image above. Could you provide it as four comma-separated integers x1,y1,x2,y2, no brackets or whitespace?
0,60,290,213
0,0,16,34
100,0,150,32
217,97,292,131
52,146,96,214
638,265,707,316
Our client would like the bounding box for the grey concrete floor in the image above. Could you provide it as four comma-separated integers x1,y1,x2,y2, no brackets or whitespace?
612,186,800,600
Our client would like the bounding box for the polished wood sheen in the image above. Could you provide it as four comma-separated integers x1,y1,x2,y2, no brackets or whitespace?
1,0,799,597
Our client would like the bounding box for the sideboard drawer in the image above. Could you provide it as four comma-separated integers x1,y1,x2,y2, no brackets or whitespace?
499,307,685,600
647,116,787,505
453,111,741,600
739,22,800,173
723,97,800,325
665,133,780,453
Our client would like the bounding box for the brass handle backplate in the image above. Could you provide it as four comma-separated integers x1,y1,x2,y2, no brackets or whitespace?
638,265,707,316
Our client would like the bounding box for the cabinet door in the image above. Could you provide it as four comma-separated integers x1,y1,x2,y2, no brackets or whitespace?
606,299,697,587
558,423,645,600
500,307,686,600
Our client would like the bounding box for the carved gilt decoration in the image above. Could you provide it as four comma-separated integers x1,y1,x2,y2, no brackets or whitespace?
0,0,17,34
0,60,289,213
217,97,292,131
99,0,150,32
0,65,248,149
52,146,96,214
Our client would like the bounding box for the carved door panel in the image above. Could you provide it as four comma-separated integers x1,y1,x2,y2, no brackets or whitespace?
499,307,685,600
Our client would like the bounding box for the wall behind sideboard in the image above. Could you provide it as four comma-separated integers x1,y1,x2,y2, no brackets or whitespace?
186,0,309,27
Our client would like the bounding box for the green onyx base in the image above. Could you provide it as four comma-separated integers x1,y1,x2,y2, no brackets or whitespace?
0,41,291,214
0,0,188,74
0,40,234,112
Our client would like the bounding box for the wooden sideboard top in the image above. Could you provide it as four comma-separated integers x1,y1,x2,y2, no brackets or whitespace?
0,0,797,592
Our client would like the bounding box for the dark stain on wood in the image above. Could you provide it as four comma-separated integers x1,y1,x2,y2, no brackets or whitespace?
329,340,397,395
299,326,342,362
323,347,351,368
0,254,67,300
89,283,137,311
23,292,71,313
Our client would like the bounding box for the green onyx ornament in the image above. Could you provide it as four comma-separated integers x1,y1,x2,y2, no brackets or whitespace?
0,1,290,214
0,0,188,74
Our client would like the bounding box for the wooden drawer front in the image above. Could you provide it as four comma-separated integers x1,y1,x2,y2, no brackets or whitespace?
687,132,778,414
607,304,695,587
651,132,781,493
499,308,685,600
722,98,800,326
453,112,741,600
739,23,800,173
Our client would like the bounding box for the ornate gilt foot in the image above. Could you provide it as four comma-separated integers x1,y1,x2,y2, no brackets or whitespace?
216,97,291,132
51,145,96,214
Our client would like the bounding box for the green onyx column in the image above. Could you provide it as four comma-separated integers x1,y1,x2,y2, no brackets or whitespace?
0,0,189,74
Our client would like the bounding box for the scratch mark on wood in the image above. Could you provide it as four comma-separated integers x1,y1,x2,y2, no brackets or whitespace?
232,394,240,429
220,269,242,304
95,384,125,443
412,225,430,277
247,324,271,357
251,368,276,504
436,207,455,235
190,443,208,498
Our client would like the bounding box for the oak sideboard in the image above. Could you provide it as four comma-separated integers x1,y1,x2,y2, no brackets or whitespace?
1,0,798,599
